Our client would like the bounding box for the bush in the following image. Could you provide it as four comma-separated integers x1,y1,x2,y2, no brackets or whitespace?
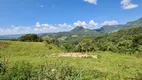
11,38,18,41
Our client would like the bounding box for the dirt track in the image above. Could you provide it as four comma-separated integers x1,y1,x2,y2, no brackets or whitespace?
59,53,97,59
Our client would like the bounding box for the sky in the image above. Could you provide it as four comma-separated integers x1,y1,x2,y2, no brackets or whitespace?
0,0,142,35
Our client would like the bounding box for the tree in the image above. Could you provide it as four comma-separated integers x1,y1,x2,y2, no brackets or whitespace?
61,43,74,52
133,35,142,52
77,38,95,52
18,34,43,42
133,35,142,46
44,38,59,46
117,40,133,53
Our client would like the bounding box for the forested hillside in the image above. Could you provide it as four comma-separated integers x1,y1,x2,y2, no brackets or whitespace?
61,27,142,54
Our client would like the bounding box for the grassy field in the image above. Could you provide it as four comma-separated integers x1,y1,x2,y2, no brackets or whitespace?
0,40,142,79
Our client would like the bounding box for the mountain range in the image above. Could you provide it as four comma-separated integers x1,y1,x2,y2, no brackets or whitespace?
0,17,142,40
95,17,142,33
40,17,142,40
0,34,23,40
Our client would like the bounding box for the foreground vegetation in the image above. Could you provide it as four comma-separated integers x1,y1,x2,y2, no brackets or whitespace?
0,40,142,80
0,27,141,79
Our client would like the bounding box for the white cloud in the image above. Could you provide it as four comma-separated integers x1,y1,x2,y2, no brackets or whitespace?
102,20,119,26
34,22,57,32
11,25,20,30
49,26,56,30
34,28,39,32
121,0,138,9
11,25,31,32
1,20,117,35
35,22,41,27
74,20,100,28
84,0,97,5
41,24,50,27
58,23,72,28
0,25,32,35
73,20,99,28
89,20,98,26
0,29,4,32
73,21,87,27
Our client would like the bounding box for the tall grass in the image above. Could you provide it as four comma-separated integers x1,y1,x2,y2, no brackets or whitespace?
0,61,83,80
0,60,141,80
0,41,62,56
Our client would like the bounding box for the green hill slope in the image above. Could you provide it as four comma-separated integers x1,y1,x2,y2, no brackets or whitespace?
126,17,142,26
92,27,142,53
63,27,142,53
99,17,142,33
42,26,102,41
0,41,61,56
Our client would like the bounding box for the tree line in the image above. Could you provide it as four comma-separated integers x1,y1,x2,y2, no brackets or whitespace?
12,27,142,55
61,27,142,55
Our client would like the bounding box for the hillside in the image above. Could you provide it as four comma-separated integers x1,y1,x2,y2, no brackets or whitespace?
126,17,142,26
98,18,142,33
108,27,142,38
62,27,142,53
41,26,102,41
71,26,85,32
0,41,61,56
40,17,142,40
0,34,23,40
